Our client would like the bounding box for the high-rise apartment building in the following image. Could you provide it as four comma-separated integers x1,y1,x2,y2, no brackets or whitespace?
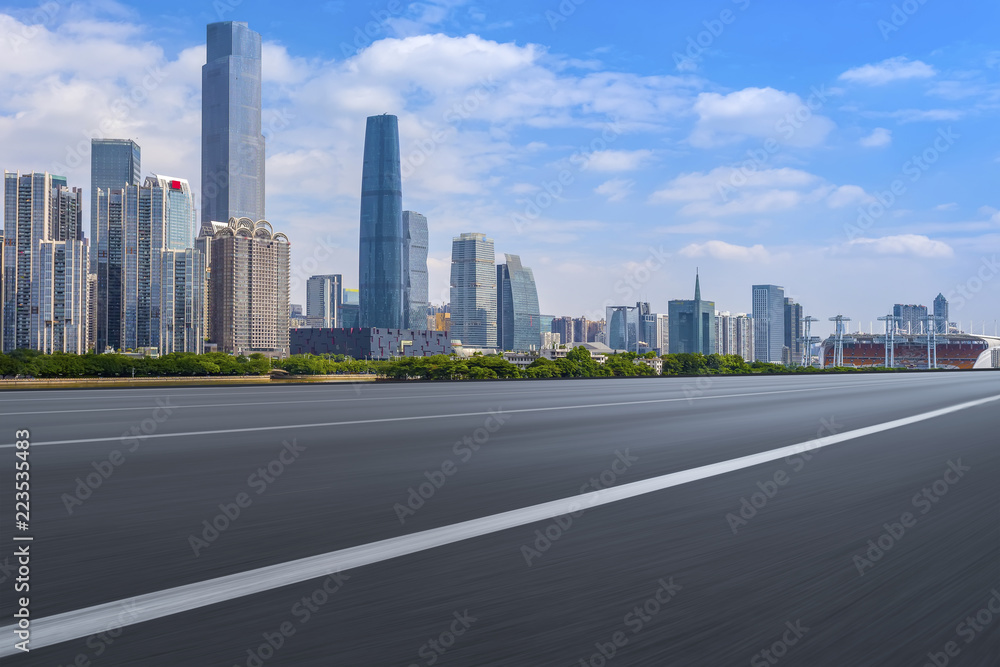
90,139,140,271
359,114,405,329
206,218,289,356
734,314,754,362
552,316,574,346
496,254,541,351
403,211,428,329
752,284,785,363
784,297,803,366
450,233,496,348
148,175,197,250
52,185,84,242
933,293,949,334
306,274,343,329
160,249,205,354
668,274,715,354
35,240,89,353
202,22,265,224
893,303,928,335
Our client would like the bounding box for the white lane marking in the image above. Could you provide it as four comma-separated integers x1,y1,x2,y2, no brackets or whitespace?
2,392,996,656
0,380,950,448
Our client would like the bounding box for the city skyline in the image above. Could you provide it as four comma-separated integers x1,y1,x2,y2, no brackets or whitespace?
1,3,999,337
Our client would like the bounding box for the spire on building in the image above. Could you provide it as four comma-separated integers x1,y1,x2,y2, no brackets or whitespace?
694,269,701,301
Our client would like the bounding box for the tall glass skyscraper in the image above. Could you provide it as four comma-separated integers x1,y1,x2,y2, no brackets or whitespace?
202,21,265,224
450,233,496,348
306,274,342,328
403,211,428,329
497,254,541,351
933,293,949,333
752,284,785,363
148,175,196,250
359,114,405,329
90,139,140,270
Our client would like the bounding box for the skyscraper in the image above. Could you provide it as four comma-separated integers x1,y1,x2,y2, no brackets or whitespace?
4,172,52,351
893,304,928,335
450,233,496,347
933,293,949,333
35,239,89,354
605,303,651,353
403,211,428,329
668,274,715,354
496,254,541,351
160,249,205,354
206,218,289,355
202,22,265,224
359,114,405,328
784,297,803,366
52,185,84,242
752,284,785,363
90,139,140,271
148,174,197,250
306,274,343,328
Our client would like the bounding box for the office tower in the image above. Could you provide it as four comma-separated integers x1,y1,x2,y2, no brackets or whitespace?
52,185,84,241
95,189,123,352
148,175,197,250
734,314,754,362
403,211,428,329
551,316,574,346
573,317,589,345
752,284,785,362
0,226,3,351
339,288,360,328
90,139,140,271
656,314,669,352
160,249,205,354
290,304,303,318
496,254,541,351
893,303,928,335
359,114,405,329
87,274,97,352
639,305,659,353
668,274,715,354
3,172,52,351
202,22,265,224
35,240,89,353
306,274,343,329
933,293,948,334
450,232,496,347
784,297,803,366
605,303,651,353
206,218,289,355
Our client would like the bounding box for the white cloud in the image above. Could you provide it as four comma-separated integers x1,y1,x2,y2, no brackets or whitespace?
860,127,892,148
827,185,871,208
689,87,835,148
845,235,953,258
886,108,964,123
581,149,653,172
839,57,936,86
680,241,772,263
594,178,633,202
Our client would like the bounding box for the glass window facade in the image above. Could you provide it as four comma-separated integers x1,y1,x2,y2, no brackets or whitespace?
403,211,428,330
497,254,541,351
90,139,140,271
359,114,405,329
752,284,785,362
450,233,497,347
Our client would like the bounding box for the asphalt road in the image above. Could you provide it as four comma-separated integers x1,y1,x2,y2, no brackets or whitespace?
1,373,999,666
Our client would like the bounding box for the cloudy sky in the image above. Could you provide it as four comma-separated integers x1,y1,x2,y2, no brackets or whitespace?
2,0,1000,336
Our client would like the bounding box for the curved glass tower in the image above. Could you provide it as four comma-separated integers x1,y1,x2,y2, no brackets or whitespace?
497,254,541,351
202,22,265,224
359,114,405,329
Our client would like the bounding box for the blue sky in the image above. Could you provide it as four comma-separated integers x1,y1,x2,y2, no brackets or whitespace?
2,0,1000,335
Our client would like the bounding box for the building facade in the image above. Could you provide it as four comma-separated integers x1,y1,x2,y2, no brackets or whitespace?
668,275,715,355
933,294,949,333
34,239,89,354
148,174,197,250
290,327,451,359
752,284,785,363
202,21,265,224
359,114,405,329
450,232,497,347
207,218,289,356
159,249,205,354
784,297,803,366
893,303,929,335
90,139,140,271
403,211,428,329
306,274,343,329
497,254,541,351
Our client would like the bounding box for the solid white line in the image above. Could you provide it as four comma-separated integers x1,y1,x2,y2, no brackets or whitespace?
2,392,997,656
0,380,937,448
